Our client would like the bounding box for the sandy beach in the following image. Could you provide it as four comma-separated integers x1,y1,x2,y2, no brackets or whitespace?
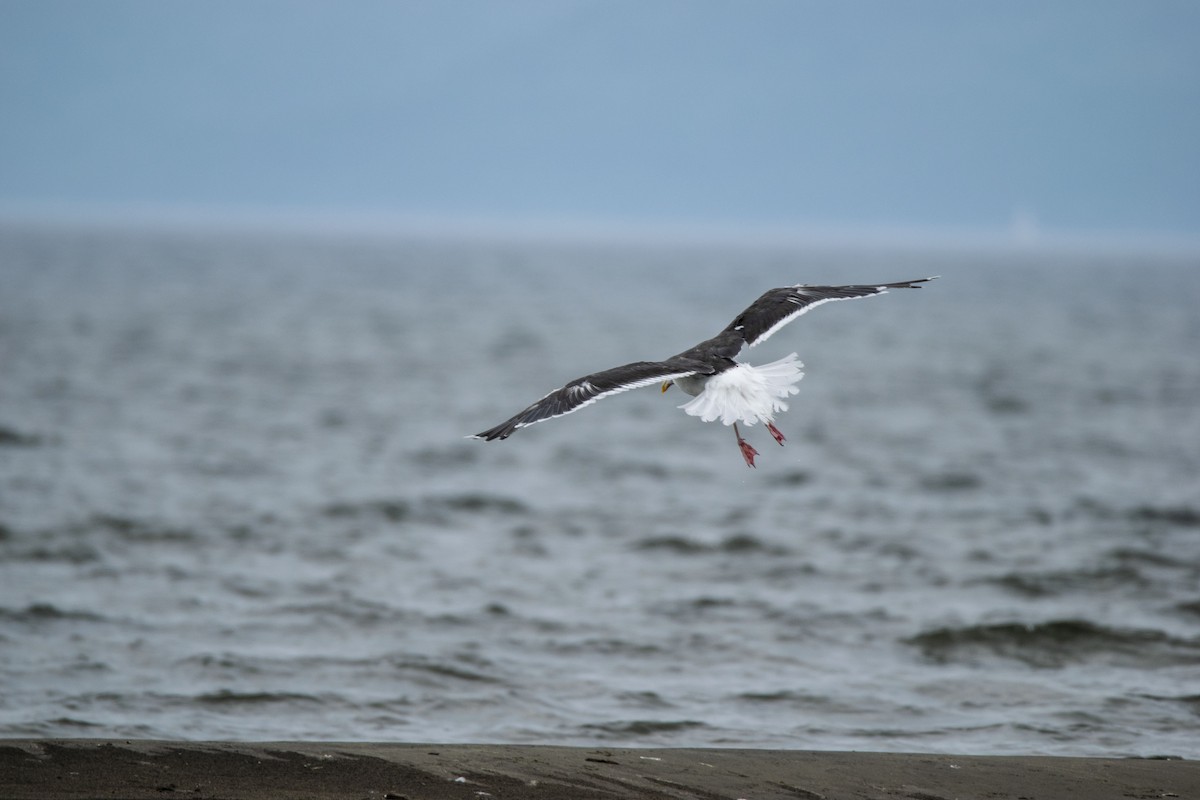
1,740,1196,799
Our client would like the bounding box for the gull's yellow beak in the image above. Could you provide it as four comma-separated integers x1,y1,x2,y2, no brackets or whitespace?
661,381,673,393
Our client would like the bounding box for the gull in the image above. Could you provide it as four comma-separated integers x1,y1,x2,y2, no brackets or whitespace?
471,277,937,467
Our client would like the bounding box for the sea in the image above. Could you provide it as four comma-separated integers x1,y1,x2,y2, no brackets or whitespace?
1,220,1198,757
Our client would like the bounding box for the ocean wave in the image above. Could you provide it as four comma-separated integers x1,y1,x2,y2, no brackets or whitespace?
319,493,530,525
383,655,502,685
918,471,984,492
1127,505,1200,527
581,719,709,737
983,567,1148,598
0,425,44,447
632,533,787,556
765,469,813,486
195,690,330,707
85,515,201,543
0,603,107,625
0,515,201,557
1074,499,1200,528
906,620,1200,668
321,498,412,522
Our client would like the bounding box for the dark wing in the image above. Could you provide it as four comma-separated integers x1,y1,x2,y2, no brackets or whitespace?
723,276,938,348
471,360,709,441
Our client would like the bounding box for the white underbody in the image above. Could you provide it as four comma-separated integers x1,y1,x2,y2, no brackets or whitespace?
676,353,804,426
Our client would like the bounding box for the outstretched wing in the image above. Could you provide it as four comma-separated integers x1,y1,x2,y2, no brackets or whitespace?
471,360,707,441
724,277,938,348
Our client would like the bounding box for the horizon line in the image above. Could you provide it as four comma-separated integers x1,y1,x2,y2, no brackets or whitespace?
3,201,1199,257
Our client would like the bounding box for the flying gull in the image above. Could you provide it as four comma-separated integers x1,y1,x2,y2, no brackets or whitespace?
471,277,937,467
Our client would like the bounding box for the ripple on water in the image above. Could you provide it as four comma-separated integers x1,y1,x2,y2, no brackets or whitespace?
0,603,108,625
4,228,1200,754
982,566,1149,599
195,689,331,707
319,493,530,525
905,620,1200,669
0,425,44,447
580,719,709,738
632,533,789,556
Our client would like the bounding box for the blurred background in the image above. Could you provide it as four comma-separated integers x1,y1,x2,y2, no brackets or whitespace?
2,0,1198,240
1,1,1199,756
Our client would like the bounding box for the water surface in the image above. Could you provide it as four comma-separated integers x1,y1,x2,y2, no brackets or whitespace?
1,223,1198,756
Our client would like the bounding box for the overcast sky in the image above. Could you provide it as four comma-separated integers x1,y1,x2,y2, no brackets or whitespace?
2,1,1198,240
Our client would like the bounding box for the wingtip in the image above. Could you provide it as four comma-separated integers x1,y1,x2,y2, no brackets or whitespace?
469,426,514,441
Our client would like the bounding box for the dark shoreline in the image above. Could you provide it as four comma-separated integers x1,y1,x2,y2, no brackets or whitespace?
2,739,1196,800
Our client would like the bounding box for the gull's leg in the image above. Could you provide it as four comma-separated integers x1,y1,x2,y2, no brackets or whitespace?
733,422,758,468
766,421,786,446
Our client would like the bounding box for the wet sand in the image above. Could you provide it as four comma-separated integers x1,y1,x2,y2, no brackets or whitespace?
1,740,1196,799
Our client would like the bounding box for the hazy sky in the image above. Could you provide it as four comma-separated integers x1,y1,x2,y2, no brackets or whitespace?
2,1,1198,239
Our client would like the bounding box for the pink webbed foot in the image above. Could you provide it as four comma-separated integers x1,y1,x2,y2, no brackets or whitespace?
767,422,786,446
737,437,759,468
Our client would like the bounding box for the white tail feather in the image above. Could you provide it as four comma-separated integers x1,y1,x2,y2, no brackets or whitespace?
679,353,804,426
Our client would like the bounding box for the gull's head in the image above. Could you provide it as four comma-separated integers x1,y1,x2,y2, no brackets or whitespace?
661,380,674,393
